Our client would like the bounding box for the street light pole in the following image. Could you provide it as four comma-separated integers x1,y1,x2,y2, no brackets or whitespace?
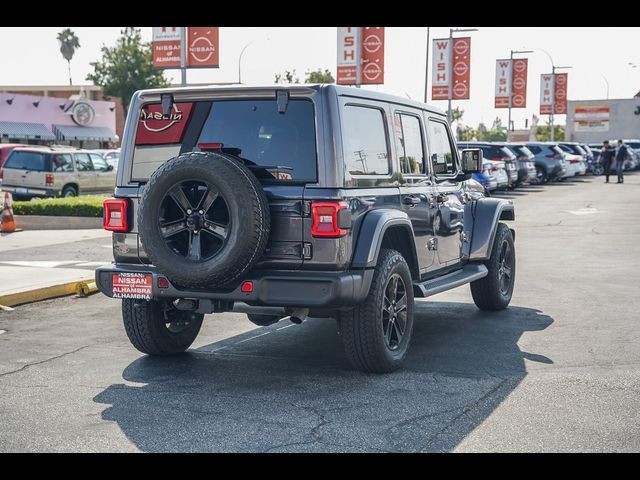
238,41,255,85
601,74,610,100
238,38,271,85
179,27,187,86
447,27,478,124
424,27,430,103
508,49,533,134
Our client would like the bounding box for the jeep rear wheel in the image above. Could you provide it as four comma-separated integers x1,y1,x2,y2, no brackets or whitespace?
470,223,515,311
338,249,415,373
139,152,270,288
122,299,204,355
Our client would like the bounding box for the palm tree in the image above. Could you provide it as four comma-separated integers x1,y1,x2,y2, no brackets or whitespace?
57,28,80,86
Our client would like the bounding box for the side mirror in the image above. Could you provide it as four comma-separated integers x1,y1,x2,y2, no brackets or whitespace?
461,148,483,174
105,164,114,172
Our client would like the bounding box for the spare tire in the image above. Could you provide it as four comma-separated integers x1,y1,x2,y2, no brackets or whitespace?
139,152,270,288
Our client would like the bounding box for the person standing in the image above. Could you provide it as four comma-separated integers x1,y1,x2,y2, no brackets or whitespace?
600,140,616,183
615,139,629,184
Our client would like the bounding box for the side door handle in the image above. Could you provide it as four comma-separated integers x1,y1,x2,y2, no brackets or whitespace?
403,196,421,206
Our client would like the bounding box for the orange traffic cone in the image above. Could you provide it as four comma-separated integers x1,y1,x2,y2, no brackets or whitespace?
1,191,20,233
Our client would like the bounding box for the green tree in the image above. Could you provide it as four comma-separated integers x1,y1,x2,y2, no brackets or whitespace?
482,128,508,142
459,126,478,141
274,70,300,84
86,27,169,115
305,68,335,84
536,124,565,141
451,107,464,124
57,28,80,86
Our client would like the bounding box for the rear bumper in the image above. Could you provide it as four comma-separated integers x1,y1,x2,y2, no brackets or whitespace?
95,264,374,308
0,184,58,197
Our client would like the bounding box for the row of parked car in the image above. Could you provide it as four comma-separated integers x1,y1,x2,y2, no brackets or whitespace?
0,144,120,200
456,139,640,191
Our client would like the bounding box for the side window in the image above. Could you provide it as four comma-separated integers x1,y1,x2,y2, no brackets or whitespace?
394,113,425,175
4,151,48,171
90,153,108,171
427,120,456,175
342,105,389,175
75,153,95,172
51,154,74,172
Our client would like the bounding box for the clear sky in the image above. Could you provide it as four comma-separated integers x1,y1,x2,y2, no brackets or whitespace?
1,27,639,129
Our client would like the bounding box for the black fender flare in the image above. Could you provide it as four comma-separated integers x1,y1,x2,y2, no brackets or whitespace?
350,209,419,278
464,197,515,261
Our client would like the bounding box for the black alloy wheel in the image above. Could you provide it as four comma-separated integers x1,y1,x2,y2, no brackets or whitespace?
382,273,408,351
159,180,231,262
497,239,514,296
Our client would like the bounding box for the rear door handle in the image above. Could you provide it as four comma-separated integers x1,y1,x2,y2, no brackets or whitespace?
403,196,421,206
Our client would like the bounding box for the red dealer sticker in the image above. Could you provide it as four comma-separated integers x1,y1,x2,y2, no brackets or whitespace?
112,273,153,300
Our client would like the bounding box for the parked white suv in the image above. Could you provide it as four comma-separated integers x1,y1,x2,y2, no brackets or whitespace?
0,146,116,200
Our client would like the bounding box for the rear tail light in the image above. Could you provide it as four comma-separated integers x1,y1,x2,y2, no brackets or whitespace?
198,142,223,151
45,173,54,185
103,198,129,232
311,201,348,238
0,168,3,180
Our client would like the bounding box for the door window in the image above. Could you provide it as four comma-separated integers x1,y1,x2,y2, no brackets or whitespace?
394,113,425,175
75,153,95,171
427,120,456,175
51,154,74,172
90,153,109,171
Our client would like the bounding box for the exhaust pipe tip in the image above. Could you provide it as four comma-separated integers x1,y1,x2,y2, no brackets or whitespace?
286,307,309,325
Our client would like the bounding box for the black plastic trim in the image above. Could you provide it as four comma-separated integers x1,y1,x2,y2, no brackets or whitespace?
96,264,374,308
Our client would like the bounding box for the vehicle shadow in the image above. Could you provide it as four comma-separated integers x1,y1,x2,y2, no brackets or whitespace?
94,302,553,452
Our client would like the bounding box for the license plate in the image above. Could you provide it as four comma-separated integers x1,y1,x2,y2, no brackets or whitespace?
112,272,152,300
15,187,28,194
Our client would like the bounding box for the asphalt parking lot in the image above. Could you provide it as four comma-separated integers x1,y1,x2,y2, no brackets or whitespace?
1,174,640,452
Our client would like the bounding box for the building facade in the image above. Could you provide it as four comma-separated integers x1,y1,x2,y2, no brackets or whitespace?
0,85,124,148
565,98,640,143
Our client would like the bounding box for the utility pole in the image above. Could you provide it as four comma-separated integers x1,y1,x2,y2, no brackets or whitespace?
424,27,430,103
180,27,187,86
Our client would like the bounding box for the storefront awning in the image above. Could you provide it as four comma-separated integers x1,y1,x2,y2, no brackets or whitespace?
0,121,55,140
53,124,116,142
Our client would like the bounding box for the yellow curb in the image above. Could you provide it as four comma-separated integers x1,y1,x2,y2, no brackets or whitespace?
76,280,99,297
0,277,95,307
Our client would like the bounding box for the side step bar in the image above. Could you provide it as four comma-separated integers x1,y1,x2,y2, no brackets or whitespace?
413,263,488,298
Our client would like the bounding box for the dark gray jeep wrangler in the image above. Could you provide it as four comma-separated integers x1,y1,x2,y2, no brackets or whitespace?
96,84,515,373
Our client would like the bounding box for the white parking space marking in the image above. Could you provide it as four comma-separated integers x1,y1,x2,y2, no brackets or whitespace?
74,262,109,267
566,207,599,215
0,261,79,268
0,330,6,335
276,323,296,331
234,331,272,344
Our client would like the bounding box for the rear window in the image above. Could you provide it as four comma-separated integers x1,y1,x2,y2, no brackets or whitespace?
132,98,317,183
4,151,49,171
479,145,514,161
509,145,534,158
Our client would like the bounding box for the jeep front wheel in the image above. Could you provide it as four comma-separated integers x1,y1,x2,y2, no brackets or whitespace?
470,222,515,311
338,249,415,373
122,299,204,355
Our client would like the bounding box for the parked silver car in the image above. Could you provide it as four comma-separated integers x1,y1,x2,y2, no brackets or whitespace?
0,146,116,200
